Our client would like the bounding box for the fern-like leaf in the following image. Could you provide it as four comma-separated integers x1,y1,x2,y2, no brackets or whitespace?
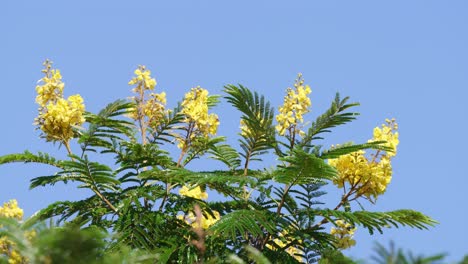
316,209,437,235
300,93,359,148
210,209,276,242
273,149,337,185
208,144,241,170
224,84,277,164
319,141,392,159
0,151,64,169
79,99,135,154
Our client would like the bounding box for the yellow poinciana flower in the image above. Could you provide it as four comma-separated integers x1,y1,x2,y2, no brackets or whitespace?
35,61,85,143
0,200,23,220
179,185,209,200
370,118,399,157
143,92,168,130
36,95,86,142
35,60,64,107
330,220,357,249
328,119,399,200
179,210,221,230
275,73,311,136
127,65,170,141
177,86,219,150
128,66,157,91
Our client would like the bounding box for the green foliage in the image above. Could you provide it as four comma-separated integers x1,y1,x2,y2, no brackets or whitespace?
224,84,277,162
299,93,359,148
273,148,337,184
316,209,437,235
0,219,155,264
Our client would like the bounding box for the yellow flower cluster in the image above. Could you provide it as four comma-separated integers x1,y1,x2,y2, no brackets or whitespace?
275,73,312,136
37,95,85,142
127,66,170,133
0,200,23,220
179,185,208,200
328,119,399,200
178,87,219,149
35,61,64,107
35,61,85,142
178,186,220,229
143,92,168,129
0,200,27,264
128,66,157,92
180,210,221,230
267,229,304,262
330,220,356,249
370,118,399,157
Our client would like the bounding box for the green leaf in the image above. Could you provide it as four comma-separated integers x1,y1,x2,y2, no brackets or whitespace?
224,84,278,163
149,102,185,144
316,209,437,235
273,149,337,185
300,93,359,148
210,209,276,242
30,155,119,192
0,151,64,168
79,99,135,154
319,141,392,159
208,144,241,170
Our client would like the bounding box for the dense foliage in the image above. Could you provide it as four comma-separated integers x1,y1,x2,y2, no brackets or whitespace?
0,61,437,263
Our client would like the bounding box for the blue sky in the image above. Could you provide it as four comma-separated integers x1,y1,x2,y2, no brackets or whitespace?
1,0,467,261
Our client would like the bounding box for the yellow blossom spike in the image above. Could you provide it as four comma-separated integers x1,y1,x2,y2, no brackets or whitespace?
128,65,157,91
35,60,65,107
177,86,219,149
34,61,85,143
275,73,312,136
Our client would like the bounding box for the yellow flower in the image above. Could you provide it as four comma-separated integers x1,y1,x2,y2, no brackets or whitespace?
179,185,208,200
128,66,157,91
177,86,219,150
0,200,23,220
330,220,357,249
143,92,168,129
36,95,86,142
179,210,221,229
35,60,64,107
35,61,85,143
328,119,399,200
369,118,399,157
127,66,170,137
275,73,311,136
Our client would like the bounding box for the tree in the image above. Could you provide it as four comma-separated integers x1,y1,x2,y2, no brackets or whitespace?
0,61,436,263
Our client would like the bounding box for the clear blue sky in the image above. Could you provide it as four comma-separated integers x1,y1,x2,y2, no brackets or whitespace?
1,1,467,261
